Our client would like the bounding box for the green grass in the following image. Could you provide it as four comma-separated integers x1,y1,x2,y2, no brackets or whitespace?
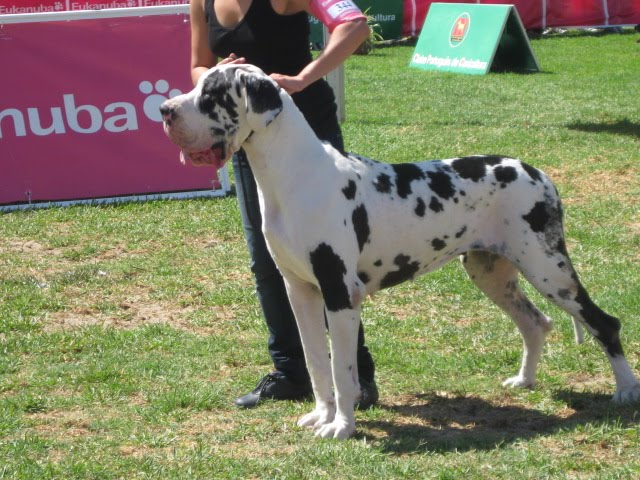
1,31,639,479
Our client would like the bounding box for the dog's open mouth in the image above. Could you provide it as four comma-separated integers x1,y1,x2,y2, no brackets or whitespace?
180,141,229,170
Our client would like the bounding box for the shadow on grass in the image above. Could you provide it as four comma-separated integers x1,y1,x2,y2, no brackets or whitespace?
528,28,638,41
568,119,640,138
362,390,639,454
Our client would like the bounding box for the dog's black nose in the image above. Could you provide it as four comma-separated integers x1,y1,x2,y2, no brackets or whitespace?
159,103,175,122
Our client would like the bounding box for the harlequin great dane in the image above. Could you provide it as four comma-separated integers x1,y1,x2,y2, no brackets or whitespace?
161,64,640,439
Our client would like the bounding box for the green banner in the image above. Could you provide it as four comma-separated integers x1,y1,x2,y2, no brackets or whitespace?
310,0,404,46
409,3,539,75
359,0,403,40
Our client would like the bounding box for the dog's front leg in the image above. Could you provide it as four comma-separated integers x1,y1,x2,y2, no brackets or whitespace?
281,274,336,430
315,308,361,439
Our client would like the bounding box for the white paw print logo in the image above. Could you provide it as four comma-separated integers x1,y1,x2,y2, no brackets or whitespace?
54,2,64,10
139,80,182,122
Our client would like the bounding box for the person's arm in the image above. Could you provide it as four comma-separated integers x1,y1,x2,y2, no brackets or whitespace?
189,0,247,86
190,0,217,86
270,0,369,94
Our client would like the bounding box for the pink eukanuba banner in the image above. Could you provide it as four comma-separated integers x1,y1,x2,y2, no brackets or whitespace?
0,12,221,205
0,1,188,15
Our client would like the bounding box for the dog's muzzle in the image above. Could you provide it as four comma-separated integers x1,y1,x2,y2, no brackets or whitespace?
179,143,228,169
160,102,230,170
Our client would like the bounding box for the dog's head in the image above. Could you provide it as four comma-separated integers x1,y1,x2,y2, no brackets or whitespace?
160,64,283,168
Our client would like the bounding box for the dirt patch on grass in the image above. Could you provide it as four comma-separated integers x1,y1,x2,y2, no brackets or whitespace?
28,409,93,440
0,239,142,283
1,240,65,257
544,165,637,206
44,300,236,336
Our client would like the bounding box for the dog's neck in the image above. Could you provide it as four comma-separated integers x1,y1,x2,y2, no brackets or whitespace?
241,92,337,205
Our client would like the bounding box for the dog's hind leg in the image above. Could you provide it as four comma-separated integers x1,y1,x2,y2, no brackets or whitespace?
512,192,640,401
515,248,640,402
462,251,553,388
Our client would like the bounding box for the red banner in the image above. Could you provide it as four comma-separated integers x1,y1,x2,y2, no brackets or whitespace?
403,0,640,36
0,11,222,205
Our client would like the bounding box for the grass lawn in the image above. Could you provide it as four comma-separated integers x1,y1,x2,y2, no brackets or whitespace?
1,30,639,479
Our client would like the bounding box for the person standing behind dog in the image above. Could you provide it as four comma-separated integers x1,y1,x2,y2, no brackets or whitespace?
189,0,379,408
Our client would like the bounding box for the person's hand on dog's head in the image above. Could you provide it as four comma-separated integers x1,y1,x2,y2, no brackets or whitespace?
218,53,246,66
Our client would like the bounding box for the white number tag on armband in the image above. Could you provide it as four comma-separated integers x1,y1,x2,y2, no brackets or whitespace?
310,0,365,31
327,1,360,19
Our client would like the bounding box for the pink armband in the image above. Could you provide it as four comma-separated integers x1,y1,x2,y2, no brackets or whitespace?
310,0,367,33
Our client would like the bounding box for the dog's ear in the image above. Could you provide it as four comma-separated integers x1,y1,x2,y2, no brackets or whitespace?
238,69,283,131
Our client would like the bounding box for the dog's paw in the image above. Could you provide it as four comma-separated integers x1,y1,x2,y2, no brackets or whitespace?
298,407,334,430
613,384,640,403
314,418,356,440
502,375,535,389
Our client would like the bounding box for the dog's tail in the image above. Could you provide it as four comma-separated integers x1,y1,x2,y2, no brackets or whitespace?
572,318,585,344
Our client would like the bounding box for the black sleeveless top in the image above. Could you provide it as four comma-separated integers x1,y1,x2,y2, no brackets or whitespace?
206,0,311,76
204,0,337,128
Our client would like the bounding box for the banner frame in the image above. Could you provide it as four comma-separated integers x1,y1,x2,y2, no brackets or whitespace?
0,5,188,24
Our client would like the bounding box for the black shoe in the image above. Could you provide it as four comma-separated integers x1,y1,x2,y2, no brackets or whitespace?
356,378,379,410
234,372,312,408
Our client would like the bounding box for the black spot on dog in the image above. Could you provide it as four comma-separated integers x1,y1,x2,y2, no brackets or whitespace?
342,180,357,200
415,197,426,217
432,238,447,251
380,254,421,289
522,202,550,233
575,284,623,357
357,271,371,284
429,196,444,213
427,170,456,199
451,156,487,182
392,163,425,199
374,260,383,267
373,173,392,194
557,261,566,269
243,73,283,116
209,127,226,138
199,73,239,121
521,162,542,183
494,165,518,186
309,243,352,312
556,238,568,256
352,204,370,252
558,289,571,300
455,226,468,238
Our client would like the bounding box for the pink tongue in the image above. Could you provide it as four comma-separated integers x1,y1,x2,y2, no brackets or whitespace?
180,147,227,170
